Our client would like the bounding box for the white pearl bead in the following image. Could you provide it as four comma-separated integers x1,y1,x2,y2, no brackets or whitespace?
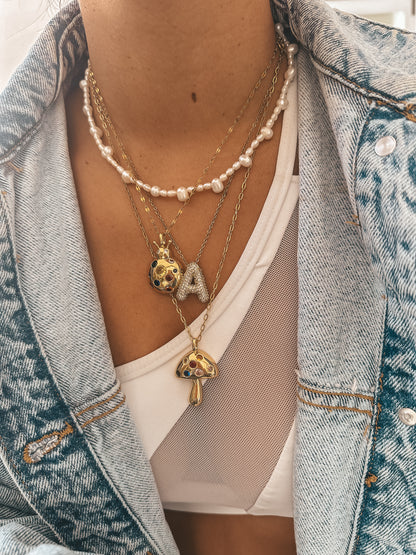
245,147,254,157
167,190,177,198
275,23,284,35
273,106,282,116
261,126,273,140
211,178,224,193
82,105,92,117
226,167,234,177
159,190,168,198
196,184,204,192
187,186,194,193
203,182,211,190
91,127,103,138
142,184,151,192
151,186,160,197
136,180,144,188
239,154,252,168
278,97,289,109
79,79,87,90
101,146,113,157
256,134,265,143
232,161,241,171
285,67,296,80
281,83,289,95
251,139,260,149
122,170,133,183
219,173,228,182
287,44,299,55
177,187,189,202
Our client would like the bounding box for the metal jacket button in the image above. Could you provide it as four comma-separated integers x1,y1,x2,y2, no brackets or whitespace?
375,136,396,156
398,408,416,426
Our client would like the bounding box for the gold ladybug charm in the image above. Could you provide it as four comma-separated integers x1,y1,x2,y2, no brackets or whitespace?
149,234,182,294
176,346,218,406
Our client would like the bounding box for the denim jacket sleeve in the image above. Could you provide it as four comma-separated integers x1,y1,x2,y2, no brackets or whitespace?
0,523,96,554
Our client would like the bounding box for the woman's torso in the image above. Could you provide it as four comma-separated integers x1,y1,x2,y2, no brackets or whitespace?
65,52,299,554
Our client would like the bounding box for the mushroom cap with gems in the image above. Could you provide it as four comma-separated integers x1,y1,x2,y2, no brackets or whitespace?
149,258,182,293
176,350,218,380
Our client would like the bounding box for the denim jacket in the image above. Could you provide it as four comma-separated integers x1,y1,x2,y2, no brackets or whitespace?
0,0,415,553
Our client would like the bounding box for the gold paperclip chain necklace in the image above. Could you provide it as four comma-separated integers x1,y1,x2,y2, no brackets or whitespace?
86,41,285,406
171,52,281,405
88,44,283,307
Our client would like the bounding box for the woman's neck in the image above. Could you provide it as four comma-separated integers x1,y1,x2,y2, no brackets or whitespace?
79,0,276,138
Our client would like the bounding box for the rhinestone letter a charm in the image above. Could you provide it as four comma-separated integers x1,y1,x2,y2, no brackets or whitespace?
176,348,218,406
176,262,209,303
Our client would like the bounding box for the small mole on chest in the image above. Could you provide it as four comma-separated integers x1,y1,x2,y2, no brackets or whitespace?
191,92,197,103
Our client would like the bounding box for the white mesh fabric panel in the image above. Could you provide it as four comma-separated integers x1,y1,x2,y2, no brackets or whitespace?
150,203,298,513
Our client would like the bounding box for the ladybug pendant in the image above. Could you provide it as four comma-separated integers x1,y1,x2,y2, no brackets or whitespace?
149,234,182,294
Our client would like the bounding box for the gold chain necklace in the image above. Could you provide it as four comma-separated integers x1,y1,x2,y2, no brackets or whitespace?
80,27,298,405
171,57,282,405
93,53,282,405
88,46,283,305
87,41,279,241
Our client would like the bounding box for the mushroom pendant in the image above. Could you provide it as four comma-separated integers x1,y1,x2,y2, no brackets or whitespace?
176,344,218,406
149,234,182,294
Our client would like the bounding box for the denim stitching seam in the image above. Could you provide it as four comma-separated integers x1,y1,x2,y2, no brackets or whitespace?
297,381,374,401
313,55,416,116
80,396,126,429
296,392,373,417
76,386,122,417
22,391,126,464
352,374,384,554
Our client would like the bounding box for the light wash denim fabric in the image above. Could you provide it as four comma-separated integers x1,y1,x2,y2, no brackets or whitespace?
0,0,415,553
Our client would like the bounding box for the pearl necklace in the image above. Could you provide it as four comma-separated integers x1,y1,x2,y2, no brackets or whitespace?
80,23,298,202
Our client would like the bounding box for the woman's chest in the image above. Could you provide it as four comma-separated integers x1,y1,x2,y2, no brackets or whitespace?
65,86,285,366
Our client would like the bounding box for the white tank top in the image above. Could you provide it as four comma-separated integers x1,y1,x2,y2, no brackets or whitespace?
116,79,299,517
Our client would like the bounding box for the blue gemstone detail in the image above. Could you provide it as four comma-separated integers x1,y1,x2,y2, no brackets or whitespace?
184,370,191,377
154,280,160,286
152,260,158,268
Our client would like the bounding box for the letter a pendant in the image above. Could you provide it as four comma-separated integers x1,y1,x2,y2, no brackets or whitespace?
176,262,209,303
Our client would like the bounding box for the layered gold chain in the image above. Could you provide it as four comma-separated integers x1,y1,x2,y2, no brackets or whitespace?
171,51,283,346
87,40,282,263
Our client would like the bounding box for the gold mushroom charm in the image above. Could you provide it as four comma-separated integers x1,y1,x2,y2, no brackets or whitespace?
149,234,182,294
176,345,218,406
